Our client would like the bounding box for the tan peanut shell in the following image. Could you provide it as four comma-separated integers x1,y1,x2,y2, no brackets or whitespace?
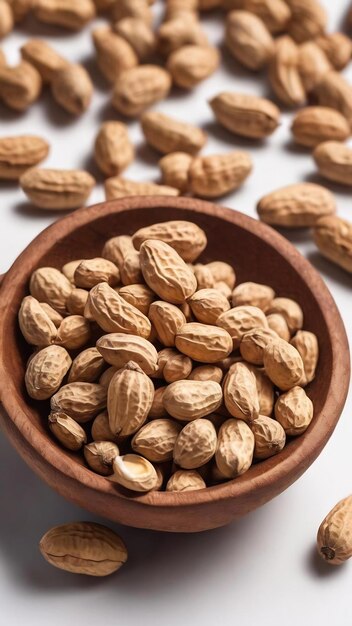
225,10,274,71
210,91,280,139
62,259,83,283
51,63,93,115
92,26,138,84
215,418,254,478
240,328,278,365
84,441,119,475
107,362,154,436
165,0,198,19
0,61,42,110
315,33,352,71
119,284,155,316
292,107,349,148
298,42,331,93
215,282,232,299
66,289,88,316
112,65,172,117
313,215,352,274
139,239,197,304
192,264,215,290
149,386,169,419
25,345,72,400
268,36,305,107
30,267,72,314
34,0,95,29
7,0,33,22
290,330,319,385
174,419,217,469
163,379,223,421
263,338,304,390
159,152,193,193
19,296,57,346
133,220,207,263
87,282,151,338
105,176,179,200
275,385,313,434
51,382,107,423
317,496,352,565
157,349,192,383
224,362,260,422
166,469,206,492
222,0,291,34
257,182,336,228
48,411,87,451
206,261,236,289
39,522,127,576
74,258,119,288
102,236,135,277
119,250,143,286
0,135,49,180
20,39,68,83
0,0,14,38
20,168,95,209
68,348,105,384
189,289,231,324
251,415,286,459
167,44,220,89
266,297,303,333
39,302,63,328
232,282,275,310
113,17,156,61
217,305,268,349
91,410,120,442
157,16,208,57
55,315,91,350
247,365,275,416
149,301,186,347
313,72,352,128
176,322,232,363
141,111,207,155
189,151,252,198
188,365,223,384
111,0,152,24
266,313,290,341
286,0,327,43
97,333,158,374
313,141,352,186
94,121,134,177
99,367,118,389
132,418,182,462
112,453,158,492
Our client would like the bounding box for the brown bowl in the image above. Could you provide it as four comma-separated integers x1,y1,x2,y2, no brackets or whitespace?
0,196,349,532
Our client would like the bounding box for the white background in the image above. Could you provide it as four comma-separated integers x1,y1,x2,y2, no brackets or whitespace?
0,1,352,624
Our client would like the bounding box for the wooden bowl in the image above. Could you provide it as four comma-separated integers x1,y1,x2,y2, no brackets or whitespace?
0,197,349,533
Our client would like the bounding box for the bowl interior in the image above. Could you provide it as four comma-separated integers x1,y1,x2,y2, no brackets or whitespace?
0,198,346,506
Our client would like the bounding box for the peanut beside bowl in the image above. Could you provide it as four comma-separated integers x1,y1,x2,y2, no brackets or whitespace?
0,196,349,532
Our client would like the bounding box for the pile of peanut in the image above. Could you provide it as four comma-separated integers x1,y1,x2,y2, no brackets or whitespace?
19,220,318,494
0,0,352,274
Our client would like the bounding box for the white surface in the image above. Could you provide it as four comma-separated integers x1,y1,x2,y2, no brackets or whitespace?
0,2,352,624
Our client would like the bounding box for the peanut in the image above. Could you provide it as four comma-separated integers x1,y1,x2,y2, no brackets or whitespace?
317,496,352,565
163,379,223,421
225,10,274,71
20,168,95,210
39,522,127,576
0,135,49,179
210,91,280,139
141,111,207,155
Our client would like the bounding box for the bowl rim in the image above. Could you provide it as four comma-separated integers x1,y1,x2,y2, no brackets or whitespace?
0,196,350,508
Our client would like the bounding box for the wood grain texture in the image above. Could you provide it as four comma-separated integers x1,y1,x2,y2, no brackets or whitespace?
0,196,349,532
